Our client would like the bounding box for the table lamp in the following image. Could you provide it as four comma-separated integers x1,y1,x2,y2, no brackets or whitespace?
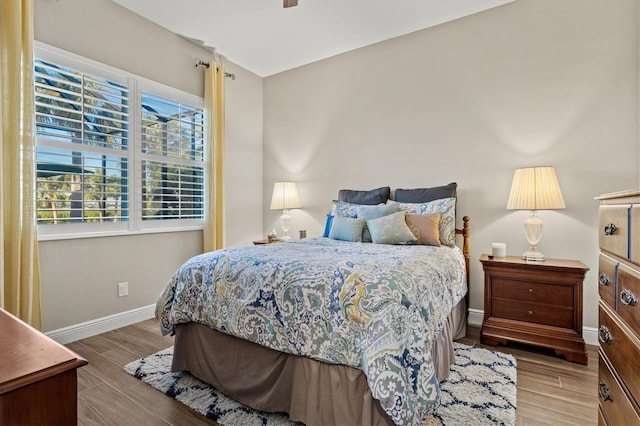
506,166,565,261
270,182,301,240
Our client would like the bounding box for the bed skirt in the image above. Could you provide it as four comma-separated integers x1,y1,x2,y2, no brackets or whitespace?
171,298,467,426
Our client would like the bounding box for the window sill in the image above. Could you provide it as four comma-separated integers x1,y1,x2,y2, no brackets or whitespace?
37,225,204,242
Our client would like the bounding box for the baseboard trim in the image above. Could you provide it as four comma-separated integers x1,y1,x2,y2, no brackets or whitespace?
45,304,156,345
468,308,599,347
46,304,600,348
468,308,483,327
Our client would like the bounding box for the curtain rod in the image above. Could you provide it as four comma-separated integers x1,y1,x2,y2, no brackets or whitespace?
196,60,236,80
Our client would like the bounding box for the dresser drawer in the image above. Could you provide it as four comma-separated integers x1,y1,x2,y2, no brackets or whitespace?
598,351,640,426
618,263,640,336
598,301,640,403
493,299,573,329
491,278,573,306
598,254,617,310
599,205,630,260
631,205,640,265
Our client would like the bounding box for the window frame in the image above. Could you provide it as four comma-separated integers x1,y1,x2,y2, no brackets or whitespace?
35,42,206,241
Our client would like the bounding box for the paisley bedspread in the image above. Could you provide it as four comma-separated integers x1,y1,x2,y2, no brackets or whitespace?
156,237,467,425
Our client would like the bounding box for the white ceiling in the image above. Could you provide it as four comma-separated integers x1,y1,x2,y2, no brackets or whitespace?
113,0,514,77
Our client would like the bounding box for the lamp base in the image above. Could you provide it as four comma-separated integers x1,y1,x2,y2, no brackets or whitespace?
522,250,545,262
279,209,292,241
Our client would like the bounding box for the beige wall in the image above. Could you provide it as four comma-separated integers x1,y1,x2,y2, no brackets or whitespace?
33,0,639,334
263,0,640,329
35,0,264,332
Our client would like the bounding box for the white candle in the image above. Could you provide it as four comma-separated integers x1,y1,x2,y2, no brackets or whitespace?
492,243,506,258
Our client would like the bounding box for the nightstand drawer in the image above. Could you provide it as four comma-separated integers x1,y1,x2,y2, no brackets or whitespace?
491,278,573,306
598,351,640,426
493,299,573,329
599,301,640,403
598,254,618,310
599,205,630,260
617,263,640,336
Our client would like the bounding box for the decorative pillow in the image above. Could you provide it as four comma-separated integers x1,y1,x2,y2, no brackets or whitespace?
322,214,334,238
366,211,417,245
405,213,441,246
329,200,360,218
394,183,457,203
388,197,456,247
338,186,391,205
328,216,366,242
357,203,399,242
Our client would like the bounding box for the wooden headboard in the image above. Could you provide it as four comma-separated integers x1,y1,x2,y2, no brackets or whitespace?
455,215,470,320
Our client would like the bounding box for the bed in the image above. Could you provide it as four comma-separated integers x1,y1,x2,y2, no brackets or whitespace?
156,185,470,426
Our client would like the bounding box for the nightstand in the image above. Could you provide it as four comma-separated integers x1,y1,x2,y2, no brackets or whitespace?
480,254,589,364
253,239,281,245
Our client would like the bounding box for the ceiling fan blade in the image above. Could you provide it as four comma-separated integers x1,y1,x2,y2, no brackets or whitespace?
283,0,298,8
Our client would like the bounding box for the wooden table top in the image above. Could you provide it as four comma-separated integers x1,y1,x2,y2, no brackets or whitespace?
0,309,87,394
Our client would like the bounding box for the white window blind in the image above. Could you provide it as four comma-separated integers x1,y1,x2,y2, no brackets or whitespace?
35,58,129,225
140,92,204,221
34,45,206,238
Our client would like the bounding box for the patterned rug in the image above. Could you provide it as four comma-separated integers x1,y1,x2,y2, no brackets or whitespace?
124,342,516,425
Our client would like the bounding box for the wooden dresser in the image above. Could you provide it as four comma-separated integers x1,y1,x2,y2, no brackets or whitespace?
0,309,87,425
480,254,588,364
596,190,640,425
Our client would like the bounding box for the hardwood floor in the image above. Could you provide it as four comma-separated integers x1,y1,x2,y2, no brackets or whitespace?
67,320,598,426
459,326,598,426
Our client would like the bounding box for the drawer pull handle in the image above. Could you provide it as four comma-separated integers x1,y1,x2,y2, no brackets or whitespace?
599,381,613,402
620,289,638,306
604,223,617,236
599,326,613,344
599,273,611,286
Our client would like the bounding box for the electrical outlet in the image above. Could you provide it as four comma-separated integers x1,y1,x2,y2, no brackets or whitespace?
117,282,128,297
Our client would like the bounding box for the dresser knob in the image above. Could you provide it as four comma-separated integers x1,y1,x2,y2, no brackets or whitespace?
599,381,613,402
599,273,611,286
604,223,617,236
527,310,533,316
599,326,613,344
528,288,533,293
620,289,638,306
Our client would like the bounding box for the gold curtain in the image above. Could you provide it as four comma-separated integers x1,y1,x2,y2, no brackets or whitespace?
202,61,225,252
0,0,42,328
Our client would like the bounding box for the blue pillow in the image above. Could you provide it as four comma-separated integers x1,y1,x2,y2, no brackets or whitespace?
328,216,366,242
357,203,399,242
323,214,334,238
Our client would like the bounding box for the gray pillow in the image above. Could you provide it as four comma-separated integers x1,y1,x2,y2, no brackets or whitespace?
366,211,417,245
394,183,457,203
338,186,390,205
328,216,366,242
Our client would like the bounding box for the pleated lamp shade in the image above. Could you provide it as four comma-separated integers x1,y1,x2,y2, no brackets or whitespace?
270,182,302,210
506,167,565,211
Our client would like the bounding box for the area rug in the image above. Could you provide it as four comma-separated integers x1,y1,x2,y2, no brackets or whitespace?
124,342,516,425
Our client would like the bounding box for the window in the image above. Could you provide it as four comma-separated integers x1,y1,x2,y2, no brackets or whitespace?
34,44,205,239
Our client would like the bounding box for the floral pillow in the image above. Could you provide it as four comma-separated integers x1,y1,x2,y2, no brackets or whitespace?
329,200,360,218
387,197,456,247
